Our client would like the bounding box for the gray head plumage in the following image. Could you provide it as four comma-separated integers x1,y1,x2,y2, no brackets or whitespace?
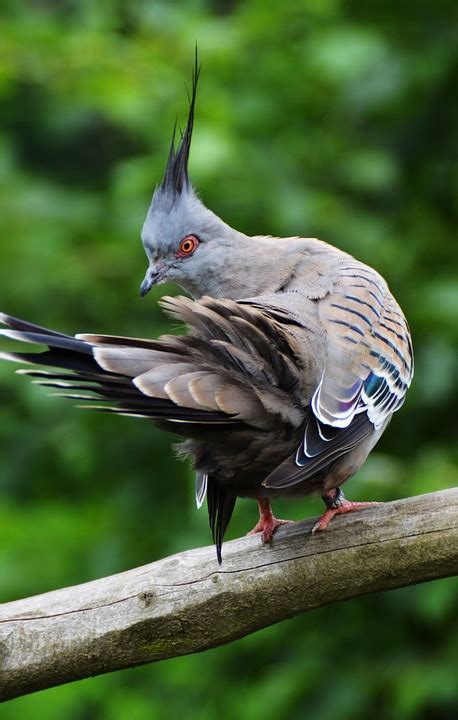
140,54,248,301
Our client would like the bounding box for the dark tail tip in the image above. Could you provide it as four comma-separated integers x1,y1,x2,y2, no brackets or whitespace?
207,476,236,568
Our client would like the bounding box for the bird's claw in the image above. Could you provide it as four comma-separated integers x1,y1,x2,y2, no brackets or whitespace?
312,499,384,534
247,517,293,544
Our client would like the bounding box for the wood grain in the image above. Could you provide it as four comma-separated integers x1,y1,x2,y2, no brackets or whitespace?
0,488,457,702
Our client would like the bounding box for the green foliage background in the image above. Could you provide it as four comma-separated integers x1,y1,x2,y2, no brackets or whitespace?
0,1,457,717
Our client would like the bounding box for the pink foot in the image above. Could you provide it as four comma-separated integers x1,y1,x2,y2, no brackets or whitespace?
247,498,293,544
312,488,383,534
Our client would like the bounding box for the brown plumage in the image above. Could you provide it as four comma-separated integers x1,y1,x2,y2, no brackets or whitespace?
0,260,413,562
0,60,413,562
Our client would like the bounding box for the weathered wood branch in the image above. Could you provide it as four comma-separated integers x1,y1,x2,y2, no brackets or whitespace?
0,488,457,702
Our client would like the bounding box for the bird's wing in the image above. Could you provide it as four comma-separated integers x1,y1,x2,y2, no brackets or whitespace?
0,298,303,431
313,261,413,429
0,301,305,523
263,261,413,489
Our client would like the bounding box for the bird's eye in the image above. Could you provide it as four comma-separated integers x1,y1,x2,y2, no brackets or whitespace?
177,235,199,257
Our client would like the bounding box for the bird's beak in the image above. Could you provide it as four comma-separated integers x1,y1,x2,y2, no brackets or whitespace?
139,263,168,297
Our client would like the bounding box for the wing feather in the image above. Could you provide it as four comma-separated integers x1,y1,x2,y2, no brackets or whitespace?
313,262,413,430
0,297,304,432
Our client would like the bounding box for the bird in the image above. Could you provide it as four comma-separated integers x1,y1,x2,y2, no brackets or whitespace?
0,58,413,564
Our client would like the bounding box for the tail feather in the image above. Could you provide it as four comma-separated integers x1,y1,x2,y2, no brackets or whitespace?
0,312,70,338
1,304,296,431
0,348,101,374
207,476,236,564
1,301,305,559
17,368,131,384
0,314,239,424
0,329,93,355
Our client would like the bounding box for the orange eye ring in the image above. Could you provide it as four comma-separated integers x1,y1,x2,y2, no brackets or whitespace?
177,235,199,257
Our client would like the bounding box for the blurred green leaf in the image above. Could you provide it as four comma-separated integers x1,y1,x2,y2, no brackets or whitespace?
0,0,457,717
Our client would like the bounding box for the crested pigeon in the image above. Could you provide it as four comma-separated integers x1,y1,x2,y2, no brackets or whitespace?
0,60,413,563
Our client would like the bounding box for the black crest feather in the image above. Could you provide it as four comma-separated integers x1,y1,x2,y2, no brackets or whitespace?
161,49,201,195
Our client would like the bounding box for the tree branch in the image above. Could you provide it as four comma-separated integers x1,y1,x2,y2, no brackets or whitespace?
0,488,457,702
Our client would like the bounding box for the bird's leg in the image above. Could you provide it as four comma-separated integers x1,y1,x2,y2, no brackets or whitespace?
312,487,383,534
247,498,293,544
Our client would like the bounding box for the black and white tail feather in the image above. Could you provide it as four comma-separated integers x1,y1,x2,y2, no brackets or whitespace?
0,301,303,564
0,282,412,563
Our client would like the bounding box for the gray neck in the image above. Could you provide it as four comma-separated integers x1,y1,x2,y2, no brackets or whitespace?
180,230,320,301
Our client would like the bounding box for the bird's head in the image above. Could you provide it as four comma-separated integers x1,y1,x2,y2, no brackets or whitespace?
140,57,236,300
